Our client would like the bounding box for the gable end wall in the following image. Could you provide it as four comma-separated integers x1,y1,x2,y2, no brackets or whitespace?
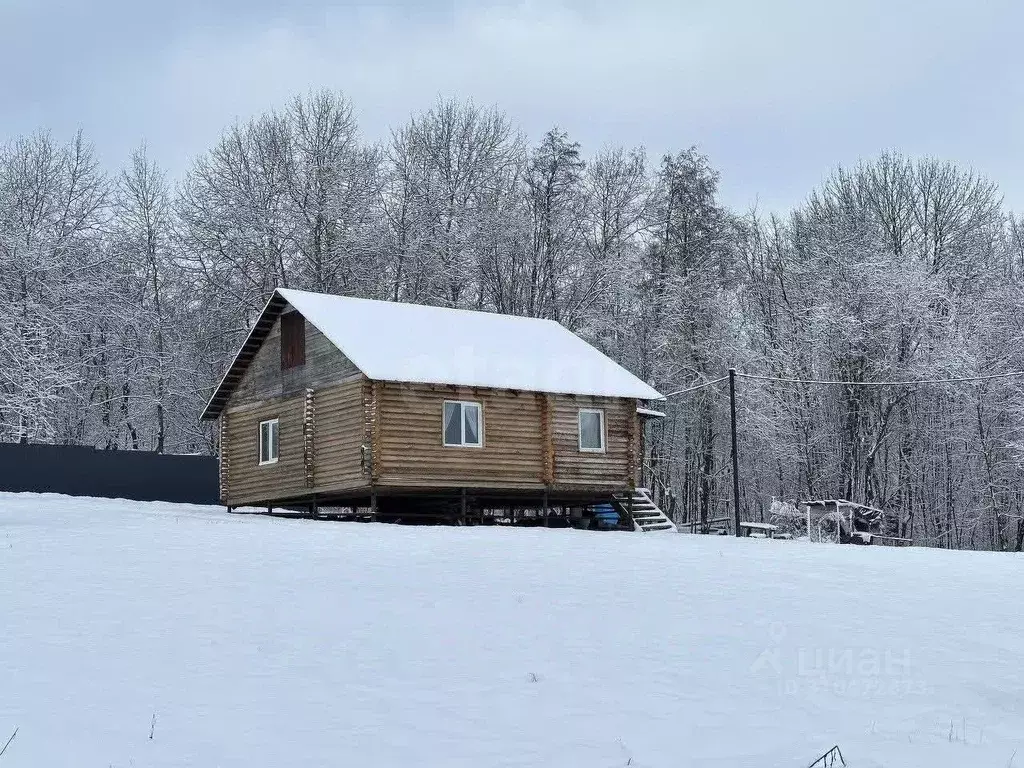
220,308,368,507
231,308,360,407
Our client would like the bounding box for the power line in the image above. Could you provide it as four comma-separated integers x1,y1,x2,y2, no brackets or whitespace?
736,370,1024,387
659,369,1024,400
661,375,730,398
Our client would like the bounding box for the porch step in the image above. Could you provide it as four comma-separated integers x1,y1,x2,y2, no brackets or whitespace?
612,489,678,533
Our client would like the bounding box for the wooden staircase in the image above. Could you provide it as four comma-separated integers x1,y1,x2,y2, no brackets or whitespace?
614,488,678,533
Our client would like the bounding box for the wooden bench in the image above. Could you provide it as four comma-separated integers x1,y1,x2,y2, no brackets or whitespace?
739,521,780,538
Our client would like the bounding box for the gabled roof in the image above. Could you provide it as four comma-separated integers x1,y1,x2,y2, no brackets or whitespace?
801,499,886,517
201,288,662,420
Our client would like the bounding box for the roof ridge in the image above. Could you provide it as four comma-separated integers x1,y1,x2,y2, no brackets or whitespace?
276,287,563,326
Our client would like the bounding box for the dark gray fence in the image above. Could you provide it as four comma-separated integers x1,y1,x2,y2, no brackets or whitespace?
0,443,219,505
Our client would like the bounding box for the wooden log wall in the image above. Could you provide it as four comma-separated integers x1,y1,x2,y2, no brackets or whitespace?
372,384,636,492
551,395,635,489
311,376,368,493
374,383,546,489
223,393,308,506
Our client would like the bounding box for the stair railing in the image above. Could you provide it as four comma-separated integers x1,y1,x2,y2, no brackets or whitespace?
641,461,674,516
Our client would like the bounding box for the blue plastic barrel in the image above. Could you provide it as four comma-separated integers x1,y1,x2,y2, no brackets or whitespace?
591,503,619,529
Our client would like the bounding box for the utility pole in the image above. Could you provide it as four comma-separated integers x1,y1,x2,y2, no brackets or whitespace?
729,368,742,537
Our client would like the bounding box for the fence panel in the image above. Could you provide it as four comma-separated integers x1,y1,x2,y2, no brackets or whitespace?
0,443,219,506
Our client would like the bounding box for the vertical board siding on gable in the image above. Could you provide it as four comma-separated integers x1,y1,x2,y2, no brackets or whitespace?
280,311,306,369
223,393,308,506
311,378,369,492
375,384,546,489
232,309,360,407
551,395,635,488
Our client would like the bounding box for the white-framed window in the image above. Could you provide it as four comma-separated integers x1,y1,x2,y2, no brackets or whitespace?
578,408,606,452
259,418,279,465
443,400,483,447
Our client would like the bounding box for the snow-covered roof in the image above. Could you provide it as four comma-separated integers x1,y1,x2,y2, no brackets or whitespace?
202,289,662,418
636,407,667,418
281,289,662,400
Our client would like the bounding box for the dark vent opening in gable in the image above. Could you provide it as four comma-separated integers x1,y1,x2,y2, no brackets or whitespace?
280,311,306,370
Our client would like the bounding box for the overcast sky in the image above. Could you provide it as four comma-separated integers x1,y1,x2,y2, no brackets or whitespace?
2,0,1022,213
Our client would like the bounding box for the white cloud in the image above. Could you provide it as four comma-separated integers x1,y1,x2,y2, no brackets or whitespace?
6,0,1023,213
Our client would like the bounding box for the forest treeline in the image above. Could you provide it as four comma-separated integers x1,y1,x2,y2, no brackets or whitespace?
3,90,1023,549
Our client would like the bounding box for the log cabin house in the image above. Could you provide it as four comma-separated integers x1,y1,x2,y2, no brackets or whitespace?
201,288,674,531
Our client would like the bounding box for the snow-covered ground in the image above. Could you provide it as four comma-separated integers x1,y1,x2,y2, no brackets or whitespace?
1,493,1021,767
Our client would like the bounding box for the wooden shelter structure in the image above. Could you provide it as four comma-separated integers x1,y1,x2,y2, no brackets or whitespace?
800,499,910,546
201,289,675,530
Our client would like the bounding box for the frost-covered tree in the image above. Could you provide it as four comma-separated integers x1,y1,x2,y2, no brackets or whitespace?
0,130,109,444
382,99,522,307
4,96,1024,551
736,155,1022,549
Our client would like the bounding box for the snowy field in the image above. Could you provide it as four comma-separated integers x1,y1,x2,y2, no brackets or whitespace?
1,493,1022,767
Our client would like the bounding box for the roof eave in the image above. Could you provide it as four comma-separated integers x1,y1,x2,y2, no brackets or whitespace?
199,290,289,421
